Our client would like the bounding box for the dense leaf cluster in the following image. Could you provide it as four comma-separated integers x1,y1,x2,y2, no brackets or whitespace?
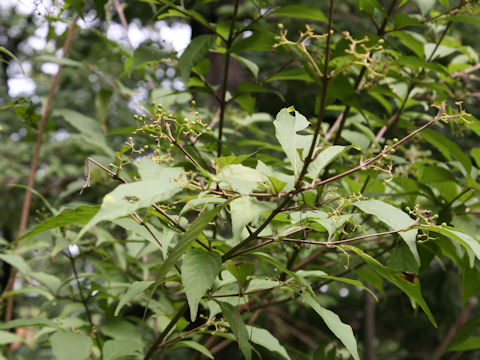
2,0,480,359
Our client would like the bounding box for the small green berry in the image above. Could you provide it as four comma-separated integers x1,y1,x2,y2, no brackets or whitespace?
277,23,284,30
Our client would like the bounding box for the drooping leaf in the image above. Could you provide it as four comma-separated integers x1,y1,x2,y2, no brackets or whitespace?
353,200,419,264
421,129,472,174
0,253,31,274
50,330,92,360
230,32,276,53
175,341,214,359
218,302,251,360
302,294,360,360
0,317,57,330
114,281,155,316
216,164,268,194
18,205,100,241
447,314,480,351
182,249,222,321
296,270,378,301
414,225,480,266
345,246,437,327
245,326,291,360
156,204,228,283
127,44,171,74
0,330,24,345
308,145,348,179
54,109,114,156
274,108,314,179
179,35,216,82
230,197,276,241
448,336,480,352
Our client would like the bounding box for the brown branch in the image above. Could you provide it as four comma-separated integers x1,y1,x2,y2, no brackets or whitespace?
221,0,337,262
277,219,419,246
113,0,134,49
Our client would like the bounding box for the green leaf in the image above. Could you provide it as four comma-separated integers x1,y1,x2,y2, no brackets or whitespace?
296,270,378,301
414,0,435,16
448,336,480,351
308,145,348,179
215,153,253,169
245,326,291,360
274,108,314,179
391,31,425,58
0,330,24,345
232,54,259,79
77,178,181,241
445,15,480,25
230,197,276,241
447,314,480,350
387,242,419,274
129,44,171,73
30,272,62,293
50,330,92,360
156,204,227,283
18,205,100,241
95,88,113,125
266,68,315,83
114,281,155,316
230,32,275,53
218,302,251,360
176,340,214,359
358,0,384,16
271,5,327,23
54,109,114,156
302,294,360,360
394,13,423,28
36,55,83,68
419,165,456,183
235,94,255,115
182,249,222,321
396,56,448,74
0,317,57,330
179,35,216,82
0,46,25,74
345,245,437,327
471,148,480,168
216,164,267,194
102,339,142,360
353,200,419,264
114,217,163,250
0,254,31,274
414,225,480,266
421,129,472,173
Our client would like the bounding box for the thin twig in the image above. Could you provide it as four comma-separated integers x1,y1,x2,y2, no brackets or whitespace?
65,249,103,357
221,0,337,262
312,102,446,190
144,302,188,360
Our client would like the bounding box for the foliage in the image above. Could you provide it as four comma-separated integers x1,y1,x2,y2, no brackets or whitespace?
2,0,480,359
